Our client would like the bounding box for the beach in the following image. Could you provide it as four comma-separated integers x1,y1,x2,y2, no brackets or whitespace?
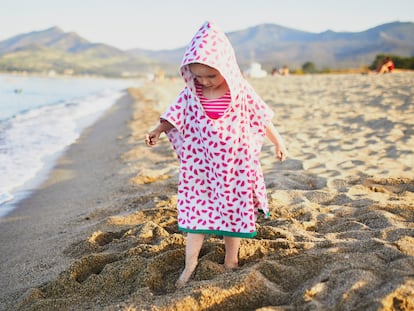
0,73,413,310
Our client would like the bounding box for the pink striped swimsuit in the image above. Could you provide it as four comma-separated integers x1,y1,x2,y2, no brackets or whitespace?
195,81,231,119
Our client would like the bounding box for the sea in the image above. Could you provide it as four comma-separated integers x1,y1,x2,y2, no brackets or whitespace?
0,73,138,217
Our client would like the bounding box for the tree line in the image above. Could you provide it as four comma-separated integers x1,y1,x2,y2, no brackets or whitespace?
368,54,414,71
297,54,414,74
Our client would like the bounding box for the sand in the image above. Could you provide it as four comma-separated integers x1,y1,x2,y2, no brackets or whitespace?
0,73,413,311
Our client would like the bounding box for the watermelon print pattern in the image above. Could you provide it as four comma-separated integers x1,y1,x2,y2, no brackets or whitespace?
161,21,274,238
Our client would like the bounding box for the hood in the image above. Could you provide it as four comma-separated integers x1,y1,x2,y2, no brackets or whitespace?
179,21,244,98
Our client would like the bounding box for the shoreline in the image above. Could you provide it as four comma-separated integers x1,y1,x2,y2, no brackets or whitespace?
0,90,139,309
0,74,138,213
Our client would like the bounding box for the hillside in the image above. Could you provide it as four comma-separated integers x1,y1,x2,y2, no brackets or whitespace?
0,27,171,77
0,22,413,77
231,21,414,69
130,21,414,71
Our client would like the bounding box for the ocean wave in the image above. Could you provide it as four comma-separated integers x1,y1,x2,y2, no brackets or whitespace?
0,89,125,213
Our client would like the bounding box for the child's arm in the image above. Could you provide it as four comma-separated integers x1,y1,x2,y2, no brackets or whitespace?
145,120,174,146
266,122,288,161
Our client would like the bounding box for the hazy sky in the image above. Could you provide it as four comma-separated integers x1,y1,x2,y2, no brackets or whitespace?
1,0,413,50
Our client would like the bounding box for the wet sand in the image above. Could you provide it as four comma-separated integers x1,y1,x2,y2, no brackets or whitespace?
1,73,413,310
0,90,145,309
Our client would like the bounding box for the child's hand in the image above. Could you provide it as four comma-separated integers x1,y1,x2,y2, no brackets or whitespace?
275,144,288,161
145,130,160,147
145,121,174,147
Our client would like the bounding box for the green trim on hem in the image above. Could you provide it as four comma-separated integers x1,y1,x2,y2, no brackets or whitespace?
258,209,271,218
178,226,257,238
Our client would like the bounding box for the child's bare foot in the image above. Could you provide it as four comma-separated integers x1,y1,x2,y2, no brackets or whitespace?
176,233,204,289
175,260,198,289
175,267,195,289
224,260,238,270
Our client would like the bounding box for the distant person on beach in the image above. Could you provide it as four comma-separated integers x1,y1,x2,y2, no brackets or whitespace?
271,65,289,76
281,65,290,76
145,21,288,288
377,56,395,74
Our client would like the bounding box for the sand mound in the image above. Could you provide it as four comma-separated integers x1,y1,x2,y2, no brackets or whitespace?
13,74,414,310
14,175,414,310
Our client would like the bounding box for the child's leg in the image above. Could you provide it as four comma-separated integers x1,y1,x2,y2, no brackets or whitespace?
176,233,205,288
223,236,241,269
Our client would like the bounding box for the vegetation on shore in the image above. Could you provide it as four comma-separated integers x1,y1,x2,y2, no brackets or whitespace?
286,54,414,75
2,53,412,78
368,54,414,71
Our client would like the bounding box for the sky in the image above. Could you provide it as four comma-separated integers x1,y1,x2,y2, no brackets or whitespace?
1,0,413,50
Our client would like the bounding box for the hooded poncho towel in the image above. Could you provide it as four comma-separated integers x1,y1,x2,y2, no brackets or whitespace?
161,21,274,238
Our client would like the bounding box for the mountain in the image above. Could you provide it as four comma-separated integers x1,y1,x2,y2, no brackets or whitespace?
0,26,129,57
0,27,170,77
0,22,413,77
229,21,414,69
130,21,414,71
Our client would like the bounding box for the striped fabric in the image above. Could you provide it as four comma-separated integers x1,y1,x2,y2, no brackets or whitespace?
195,81,231,119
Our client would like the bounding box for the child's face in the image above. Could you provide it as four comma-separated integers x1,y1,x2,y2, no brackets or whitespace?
189,63,226,90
